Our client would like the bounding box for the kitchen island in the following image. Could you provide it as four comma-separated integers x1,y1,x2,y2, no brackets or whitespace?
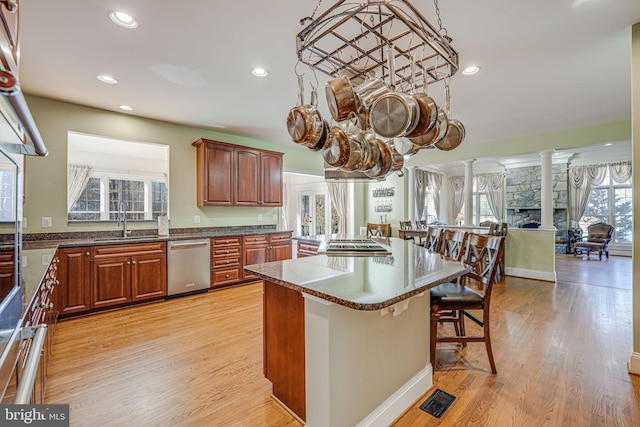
244,238,470,427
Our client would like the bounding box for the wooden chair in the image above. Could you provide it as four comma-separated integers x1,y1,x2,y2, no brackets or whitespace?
415,220,427,230
423,227,442,252
436,229,468,261
573,222,614,260
399,221,413,240
366,223,391,238
430,233,505,374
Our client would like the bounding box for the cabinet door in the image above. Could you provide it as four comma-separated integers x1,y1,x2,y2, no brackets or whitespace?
200,142,234,206
269,241,292,262
244,235,269,280
131,253,167,301
235,148,261,206
261,152,283,207
92,256,131,308
57,247,91,315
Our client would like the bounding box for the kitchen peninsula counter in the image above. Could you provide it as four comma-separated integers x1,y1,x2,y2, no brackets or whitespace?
244,238,470,427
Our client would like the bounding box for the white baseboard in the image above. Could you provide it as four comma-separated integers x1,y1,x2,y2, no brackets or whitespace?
629,351,640,376
356,365,433,427
505,267,556,282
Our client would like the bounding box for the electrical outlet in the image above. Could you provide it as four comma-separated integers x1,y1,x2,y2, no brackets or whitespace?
272,214,277,221
359,226,367,236
22,217,27,228
194,215,201,224
258,214,263,221
41,217,52,228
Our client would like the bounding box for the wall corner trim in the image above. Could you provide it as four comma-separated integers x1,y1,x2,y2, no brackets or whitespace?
629,351,640,376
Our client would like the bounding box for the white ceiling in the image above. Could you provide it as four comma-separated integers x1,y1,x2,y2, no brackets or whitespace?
18,0,640,155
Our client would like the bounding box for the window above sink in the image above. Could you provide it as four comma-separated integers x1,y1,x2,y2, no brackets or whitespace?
67,132,170,223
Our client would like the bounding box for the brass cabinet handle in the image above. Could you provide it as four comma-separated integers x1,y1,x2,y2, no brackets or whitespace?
86,252,90,256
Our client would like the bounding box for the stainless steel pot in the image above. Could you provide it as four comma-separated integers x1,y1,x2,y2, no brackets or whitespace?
286,76,324,147
393,137,420,156
369,92,420,138
358,131,382,171
364,139,393,179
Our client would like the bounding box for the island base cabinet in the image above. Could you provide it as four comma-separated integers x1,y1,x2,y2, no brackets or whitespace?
92,256,132,308
263,280,305,422
57,247,91,315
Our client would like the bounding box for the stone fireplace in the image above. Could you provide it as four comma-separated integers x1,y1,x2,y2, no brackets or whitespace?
505,164,568,243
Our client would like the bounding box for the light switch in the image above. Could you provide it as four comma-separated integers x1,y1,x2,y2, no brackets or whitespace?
22,217,27,228
258,214,263,221
272,214,277,221
194,215,201,224
42,217,52,228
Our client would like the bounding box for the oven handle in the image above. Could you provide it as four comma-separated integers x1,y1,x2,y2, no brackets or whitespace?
170,241,209,249
13,324,48,404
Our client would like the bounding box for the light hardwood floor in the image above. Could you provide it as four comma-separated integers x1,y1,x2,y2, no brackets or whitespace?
46,255,640,426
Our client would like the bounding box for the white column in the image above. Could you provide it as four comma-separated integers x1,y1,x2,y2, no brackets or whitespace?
540,150,555,230
407,166,416,222
463,159,475,226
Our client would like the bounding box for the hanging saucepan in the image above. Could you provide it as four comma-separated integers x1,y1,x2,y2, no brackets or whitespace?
429,107,449,147
322,126,350,168
369,92,420,138
364,139,393,180
388,142,405,176
308,120,331,151
435,118,466,151
353,72,389,130
286,75,324,147
358,131,382,171
406,67,438,139
340,132,367,172
325,75,357,122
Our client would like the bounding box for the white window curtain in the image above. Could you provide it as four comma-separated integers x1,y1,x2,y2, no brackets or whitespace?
67,165,92,211
476,172,505,222
415,169,429,220
609,161,632,183
430,172,443,220
568,164,607,227
449,175,464,224
327,181,348,234
280,183,289,230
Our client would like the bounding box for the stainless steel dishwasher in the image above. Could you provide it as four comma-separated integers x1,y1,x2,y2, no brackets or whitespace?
167,239,211,297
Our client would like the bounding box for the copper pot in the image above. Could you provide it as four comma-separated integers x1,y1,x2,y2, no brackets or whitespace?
340,133,366,172
388,142,405,175
308,120,331,151
435,118,465,151
286,76,324,147
323,126,350,168
406,92,437,138
325,75,357,122
364,140,393,179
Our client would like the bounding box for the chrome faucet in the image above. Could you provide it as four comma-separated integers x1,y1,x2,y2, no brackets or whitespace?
117,200,131,238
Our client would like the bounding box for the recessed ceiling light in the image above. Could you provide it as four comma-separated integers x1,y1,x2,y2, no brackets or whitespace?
97,74,118,84
251,67,269,77
119,105,134,111
605,143,613,146
109,10,139,29
462,65,480,75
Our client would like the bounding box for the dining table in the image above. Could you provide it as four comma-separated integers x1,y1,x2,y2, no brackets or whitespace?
398,225,490,240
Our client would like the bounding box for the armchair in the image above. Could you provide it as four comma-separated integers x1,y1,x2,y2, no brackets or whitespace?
573,223,614,260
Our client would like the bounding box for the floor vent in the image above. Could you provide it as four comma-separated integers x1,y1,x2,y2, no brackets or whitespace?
419,389,456,418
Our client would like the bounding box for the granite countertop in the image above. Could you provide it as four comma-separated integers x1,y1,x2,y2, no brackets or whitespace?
21,246,58,313
244,238,470,311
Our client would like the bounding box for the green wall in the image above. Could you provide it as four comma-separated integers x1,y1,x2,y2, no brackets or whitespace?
23,95,324,233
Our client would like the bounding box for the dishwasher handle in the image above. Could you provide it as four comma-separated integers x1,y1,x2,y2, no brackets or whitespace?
170,241,209,250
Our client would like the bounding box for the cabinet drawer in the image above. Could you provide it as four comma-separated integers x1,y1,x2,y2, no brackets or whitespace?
212,247,241,258
211,237,241,248
211,257,241,269
211,267,243,286
92,242,166,258
244,235,268,245
270,232,292,242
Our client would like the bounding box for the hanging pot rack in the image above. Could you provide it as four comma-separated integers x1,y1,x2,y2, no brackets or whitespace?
296,0,459,89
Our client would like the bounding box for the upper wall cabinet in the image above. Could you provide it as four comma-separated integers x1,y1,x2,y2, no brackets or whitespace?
193,139,283,207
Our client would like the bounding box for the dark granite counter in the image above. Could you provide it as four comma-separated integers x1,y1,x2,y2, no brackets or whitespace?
245,237,470,311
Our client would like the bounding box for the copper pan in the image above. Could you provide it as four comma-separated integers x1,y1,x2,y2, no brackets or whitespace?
435,118,465,151
364,140,393,180
286,75,324,147
325,75,357,122
323,126,350,168
340,133,366,172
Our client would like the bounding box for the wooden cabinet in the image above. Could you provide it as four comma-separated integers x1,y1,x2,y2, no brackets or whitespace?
193,138,283,207
0,250,14,302
210,237,243,288
297,240,321,258
243,232,292,280
18,254,59,404
57,247,91,315
91,242,166,309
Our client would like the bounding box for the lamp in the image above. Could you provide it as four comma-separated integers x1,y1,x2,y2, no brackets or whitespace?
456,213,464,226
